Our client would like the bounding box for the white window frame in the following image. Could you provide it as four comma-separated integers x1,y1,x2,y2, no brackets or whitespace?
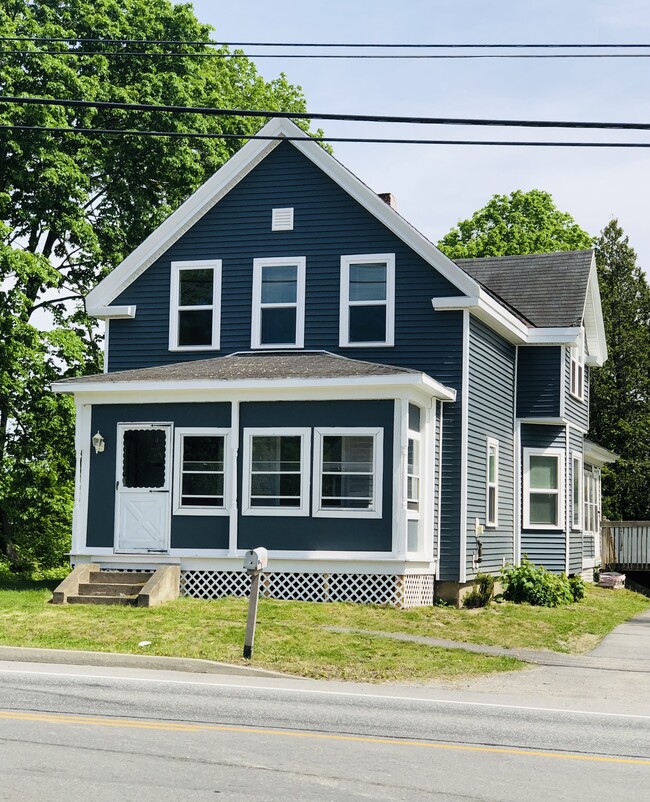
486,438,499,527
173,428,230,516
312,427,383,519
572,451,583,530
570,333,585,401
407,409,421,517
523,447,564,530
251,256,306,349
242,427,311,516
339,253,395,347
169,260,222,351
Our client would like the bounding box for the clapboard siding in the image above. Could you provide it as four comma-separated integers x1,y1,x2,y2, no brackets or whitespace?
520,423,567,573
568,427,585,574
564,347,590,430
107,140,465,579
87,403,231,550
516,346,561,418
466,317,516,578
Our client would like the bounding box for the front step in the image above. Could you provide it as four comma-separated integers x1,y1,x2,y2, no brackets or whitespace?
66,594,138,606
88,571,154,585
52,565,180,607
77,582,145,597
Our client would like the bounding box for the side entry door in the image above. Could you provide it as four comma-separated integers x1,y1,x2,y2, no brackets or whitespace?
115,424,172,553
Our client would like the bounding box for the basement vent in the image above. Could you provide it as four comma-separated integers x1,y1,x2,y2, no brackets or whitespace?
271,207,294,231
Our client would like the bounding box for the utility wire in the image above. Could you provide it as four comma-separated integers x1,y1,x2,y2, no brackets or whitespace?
2,37,650,48
2,124,650,147
5,50,650,59
2,96,650,131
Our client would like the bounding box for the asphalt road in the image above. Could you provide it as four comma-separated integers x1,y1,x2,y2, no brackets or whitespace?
1,661,649,801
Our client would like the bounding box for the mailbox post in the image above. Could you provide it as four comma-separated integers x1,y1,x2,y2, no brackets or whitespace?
242,547,268,660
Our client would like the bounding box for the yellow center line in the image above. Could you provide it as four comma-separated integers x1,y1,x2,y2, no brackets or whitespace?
1,710,648,766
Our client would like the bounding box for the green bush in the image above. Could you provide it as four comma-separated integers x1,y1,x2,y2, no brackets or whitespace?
568,575,587,602
463,573,495,608
500,559,576,607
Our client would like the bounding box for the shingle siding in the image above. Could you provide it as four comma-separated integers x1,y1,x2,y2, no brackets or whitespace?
516,346,561,418
466,317,516,578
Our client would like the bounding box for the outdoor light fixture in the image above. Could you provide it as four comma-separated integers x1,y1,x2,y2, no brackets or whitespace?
92,431,105,454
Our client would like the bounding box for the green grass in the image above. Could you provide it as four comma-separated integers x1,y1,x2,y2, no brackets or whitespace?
0,569,647,683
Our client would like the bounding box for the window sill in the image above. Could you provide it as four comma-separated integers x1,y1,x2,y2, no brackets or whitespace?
242,508,310,517
173,508,230,517
313,509,382,520
169,345,220,352
339,342,394,349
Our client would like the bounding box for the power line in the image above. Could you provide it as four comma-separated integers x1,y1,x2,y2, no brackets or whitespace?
2,96,650,131
4,50,650,59
2,124,650,147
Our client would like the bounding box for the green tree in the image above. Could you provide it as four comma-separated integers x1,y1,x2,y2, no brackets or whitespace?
0,0,312,568
438,189,592,259
590,220,650,520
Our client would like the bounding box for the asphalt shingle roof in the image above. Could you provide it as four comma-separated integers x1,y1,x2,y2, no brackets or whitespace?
57,351,421,385
455,250,593,328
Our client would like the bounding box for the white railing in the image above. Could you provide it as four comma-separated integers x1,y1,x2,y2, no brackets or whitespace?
601,521,650,569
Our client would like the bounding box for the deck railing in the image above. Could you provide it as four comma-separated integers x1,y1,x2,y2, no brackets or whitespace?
601,521,650,570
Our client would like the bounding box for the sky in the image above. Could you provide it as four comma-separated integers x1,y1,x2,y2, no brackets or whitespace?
187,0,650,275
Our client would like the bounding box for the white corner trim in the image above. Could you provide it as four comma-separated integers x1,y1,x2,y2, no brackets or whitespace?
86,305,137,319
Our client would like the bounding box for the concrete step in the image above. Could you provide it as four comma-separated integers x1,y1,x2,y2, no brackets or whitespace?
77,582,144,597
67,595,138,606
89,571,154,584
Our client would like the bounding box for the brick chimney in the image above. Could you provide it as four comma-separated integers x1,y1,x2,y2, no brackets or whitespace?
378,192,397,209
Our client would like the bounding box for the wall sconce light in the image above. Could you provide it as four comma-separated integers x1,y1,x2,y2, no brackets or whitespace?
92,431,105,454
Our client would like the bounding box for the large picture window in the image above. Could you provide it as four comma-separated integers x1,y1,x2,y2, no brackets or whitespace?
523,449,564,529
169,260,221,350
242,428,310,516
339,254,395,347
313,428,383,518
252,257,306,348
173,429,229,515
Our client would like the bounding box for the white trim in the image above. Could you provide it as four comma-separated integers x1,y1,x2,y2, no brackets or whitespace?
522,447,565,530
421,402,434,561
584,440,619,466
86,305,136,319
103,320,109,374
569,330,585,401
271,207,294,231
572,449,584,532
339,253,395,347
514,419,521,565
559,346,567,419
228,402,239,556
436,402,444,568
72,402,92,556
251,256,306,349
168,260,222,352
392,400,403,557
241,427,311,516
582,254,608,366
459,310,469,582
486,437,499,528
312,427,383,519
565,427,570,574
172,428,231,516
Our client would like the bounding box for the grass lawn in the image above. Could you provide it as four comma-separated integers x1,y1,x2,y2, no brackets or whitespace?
0,571,647,683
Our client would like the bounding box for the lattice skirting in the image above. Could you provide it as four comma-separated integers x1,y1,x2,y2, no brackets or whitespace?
180,570,435,609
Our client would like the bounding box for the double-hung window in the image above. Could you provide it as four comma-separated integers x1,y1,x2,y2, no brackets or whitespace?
486,438,499,527
173,428,229,515
169,260,221,350
572,452,583,530
242,428,310,516
313,428,383,518
252,257,306,348
339,254,395,347
570,334,585,400
523,449,564,529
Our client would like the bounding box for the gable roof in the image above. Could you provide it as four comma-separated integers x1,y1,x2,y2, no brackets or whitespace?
455,250,593,328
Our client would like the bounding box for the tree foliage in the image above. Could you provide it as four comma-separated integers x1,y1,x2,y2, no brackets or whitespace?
590,220,650,520
438,189,593,259
0,0,312,568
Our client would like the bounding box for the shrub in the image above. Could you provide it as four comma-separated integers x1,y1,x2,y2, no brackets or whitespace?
568,575,587,602
500,559,576,607
463,573,495,608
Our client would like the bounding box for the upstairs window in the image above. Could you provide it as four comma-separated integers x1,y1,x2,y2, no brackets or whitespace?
486,438,499,527
523,449,563,529
339,254,395,347
570,333,585,400
169,260,222,351
252,257,306,349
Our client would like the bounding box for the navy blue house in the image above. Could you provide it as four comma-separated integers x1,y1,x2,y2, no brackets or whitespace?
54,118,615,606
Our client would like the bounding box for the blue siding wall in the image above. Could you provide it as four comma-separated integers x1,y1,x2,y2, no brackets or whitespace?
106,140,466,578
238,401,394,552
564,347,590,430
568,426,585,574
87,403,231,549
520,423,567,573
466,317,516,578
516,346,561,418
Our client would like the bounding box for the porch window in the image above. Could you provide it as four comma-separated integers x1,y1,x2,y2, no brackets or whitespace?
583,465,600,534
572,452,583,530
407,404,421,513
313,428,383,518
523,449,564,529
252,257,306,348
339,254,395,347
173,429,229,515
242,428,310,516
486,438,499,527
169,260,221,350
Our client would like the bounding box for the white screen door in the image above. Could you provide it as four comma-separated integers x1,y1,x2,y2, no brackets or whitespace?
115,424,171,552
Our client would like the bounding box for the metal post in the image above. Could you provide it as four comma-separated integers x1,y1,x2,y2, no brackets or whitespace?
243,570,261,660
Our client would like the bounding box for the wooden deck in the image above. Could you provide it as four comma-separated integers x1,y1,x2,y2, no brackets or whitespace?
601,521,650,570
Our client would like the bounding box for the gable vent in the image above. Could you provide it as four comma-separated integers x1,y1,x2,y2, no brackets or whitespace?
272,207,294,231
